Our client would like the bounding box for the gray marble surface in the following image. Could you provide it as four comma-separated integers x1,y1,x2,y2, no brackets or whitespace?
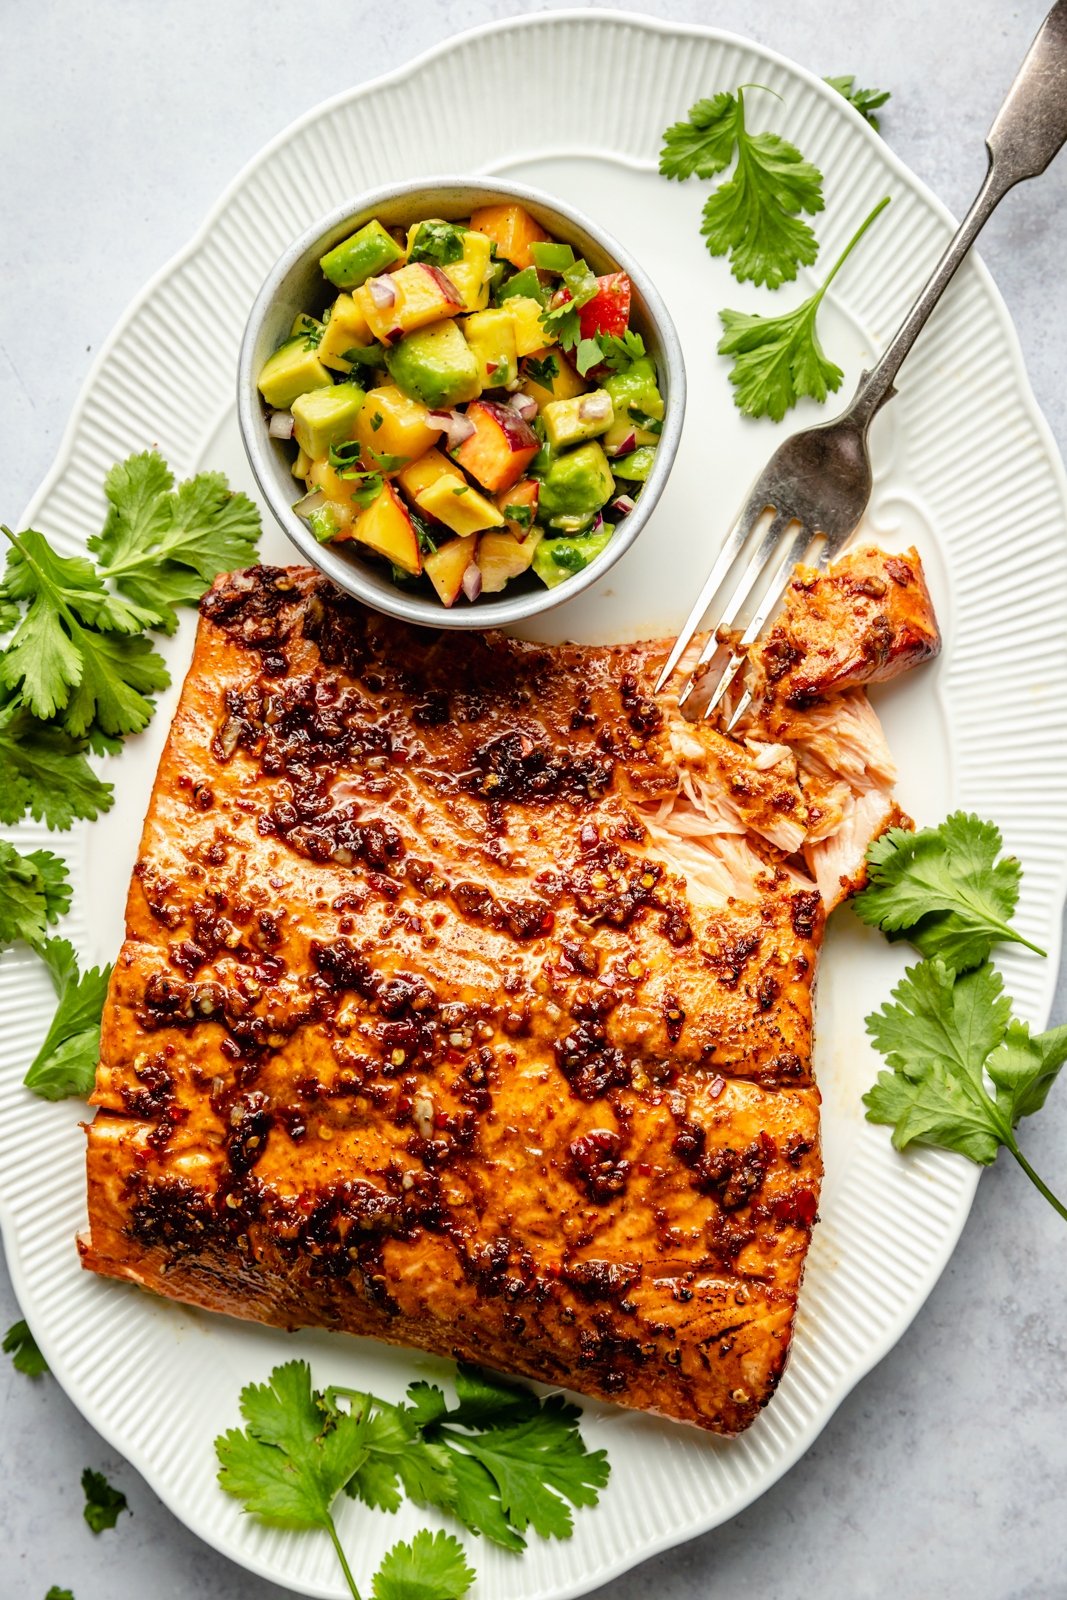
2,2,1067,1597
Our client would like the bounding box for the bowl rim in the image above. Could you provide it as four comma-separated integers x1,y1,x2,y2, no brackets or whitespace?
236,172,686,630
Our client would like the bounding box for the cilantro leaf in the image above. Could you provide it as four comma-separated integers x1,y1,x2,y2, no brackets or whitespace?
0,696,113,828
448,1363,539,1429
364,445,410,474
659,92,739,180
439,1395,609,1541
0,841,70,950
987,1020,1067,1124
523,354,559,390
45,1588,74,1599
575,338,604,378
372,1530,474,1600
718,195,889,420
694,87,824,287
863,954,1067,1222
90,454,261,635
3,1317,49,1377
597,330,646,373
340,1396,457,1518
22,937,111,1101
409,221,467,269
81,1468,127,1534
865,959,1009,1161
540,260,599,352
446,1449,524,1552
218,1360,371,1529
826,74,891,132
854,811,1044,969
0,528,166,730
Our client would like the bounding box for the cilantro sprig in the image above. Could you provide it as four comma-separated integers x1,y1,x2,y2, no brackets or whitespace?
718,195,890,421
854,811,1045,969
81,1468,128,1534
216,1360,608,1599
0,840,70,951
3,1317,48,1377
660,86,825,288
826,74,891,132
21,937,112,1101
0,450,260,769
856,812,1067,1222
216,1361,476,1600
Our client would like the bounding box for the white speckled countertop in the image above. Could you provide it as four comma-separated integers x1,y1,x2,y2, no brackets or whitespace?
2,3,1067,1597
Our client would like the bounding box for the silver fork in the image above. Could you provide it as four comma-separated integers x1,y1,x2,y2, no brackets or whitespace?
656,0,1067,729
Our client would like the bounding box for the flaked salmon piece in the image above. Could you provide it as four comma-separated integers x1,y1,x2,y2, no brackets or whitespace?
80,549,938,1435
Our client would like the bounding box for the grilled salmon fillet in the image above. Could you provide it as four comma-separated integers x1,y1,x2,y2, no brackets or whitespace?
80,547,939,1434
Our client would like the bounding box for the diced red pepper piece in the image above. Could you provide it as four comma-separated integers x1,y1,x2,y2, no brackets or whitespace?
578,273,631,340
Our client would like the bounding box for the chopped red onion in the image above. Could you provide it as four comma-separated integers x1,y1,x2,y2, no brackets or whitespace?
440,410,476,450
606,431,636,458
461,561,482,602
611,494,636,516
291,488,326,518
578,393,611,424
368,276,397,309
427,410,451,431
509,392,538,423
268,409,295,440
386,325,404,345
590,513,604,534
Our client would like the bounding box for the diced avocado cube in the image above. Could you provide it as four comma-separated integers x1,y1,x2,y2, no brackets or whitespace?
612,445,657,482
536,442,615,530
603,357,664,451
307,502,347,544
291,312,324,342
384,321,480,410
542,390,614,450
496,267,547,307
532,526,613,588
291,382,366,459
258,337,333,409
320,219,403,290
464,308,519,390
418,476,505,537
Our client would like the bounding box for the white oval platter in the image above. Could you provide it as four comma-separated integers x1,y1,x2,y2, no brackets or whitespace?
2,11,1066,1599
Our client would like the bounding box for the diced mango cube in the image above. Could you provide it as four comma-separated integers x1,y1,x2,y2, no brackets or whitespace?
505,296,552,358
442,229,494,312
469,203,550,269
354,387,439,466
318,294,374,373
423,533,478,606
397,447,467,502
519,347,587,408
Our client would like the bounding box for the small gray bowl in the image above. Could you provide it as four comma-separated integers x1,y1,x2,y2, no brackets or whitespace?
237,175,686,630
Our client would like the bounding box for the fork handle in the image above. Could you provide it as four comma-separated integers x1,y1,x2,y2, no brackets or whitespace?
846,0,1067,428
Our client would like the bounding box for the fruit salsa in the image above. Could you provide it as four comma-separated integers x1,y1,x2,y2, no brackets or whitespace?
257,203,665,605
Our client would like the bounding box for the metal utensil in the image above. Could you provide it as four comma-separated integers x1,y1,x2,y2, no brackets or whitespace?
657,0,1067,727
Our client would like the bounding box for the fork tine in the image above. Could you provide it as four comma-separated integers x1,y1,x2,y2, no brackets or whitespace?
653,486,770,694
718,524,817,730
677,510,793,713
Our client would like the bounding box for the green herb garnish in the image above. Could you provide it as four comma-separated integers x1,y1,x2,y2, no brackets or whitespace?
22,937,111,1101
409,220,467,268
660,87,825,287
826,74,891,131
0,840,70,952
3,1318,48,1377
82,1468,128,1534
717,195,889,420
